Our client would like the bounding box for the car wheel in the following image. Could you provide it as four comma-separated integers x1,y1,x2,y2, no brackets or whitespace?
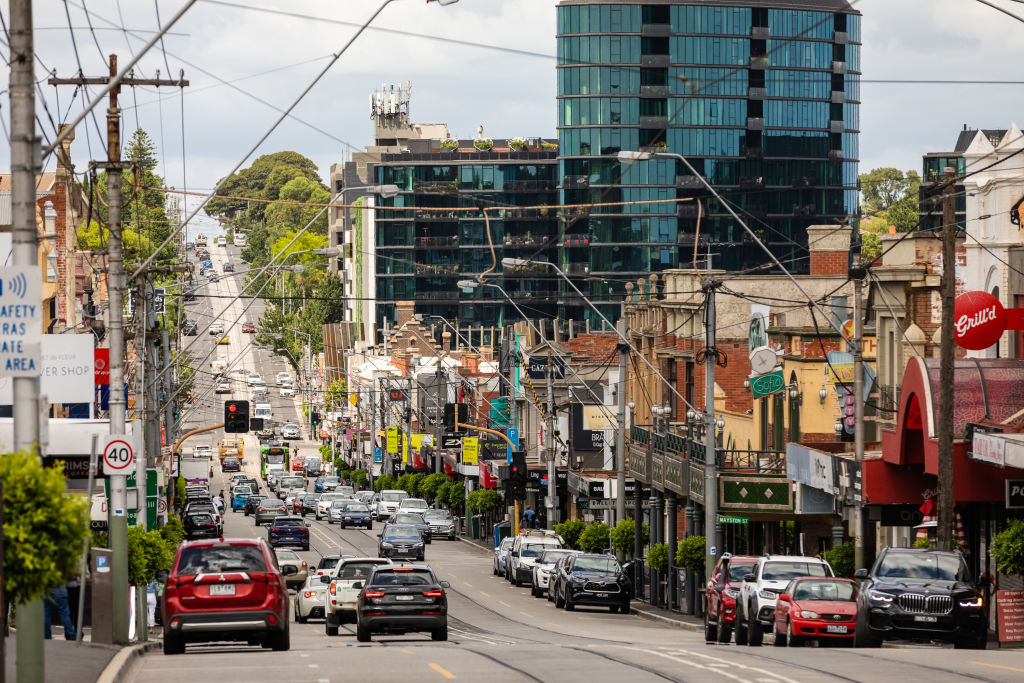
303,544,309,551
954,632,987,650
854,608,882,648
704,610,718,642
356,623,371,643
530,585,539,598
774,620,787,647
270,624,290,651
339,522,345,529
326,620,339,636
734,614,749,646
610,605,619,614
747,609,763,647
513,575,521,588
296,611,307,624
163,633,185,655
493,565,498,576
564,591,575,611
432,625,448,641
555,587,565,608
786,619,802,647
717,622,732,643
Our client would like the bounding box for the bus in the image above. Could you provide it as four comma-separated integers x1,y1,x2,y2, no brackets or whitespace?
261,442,290,479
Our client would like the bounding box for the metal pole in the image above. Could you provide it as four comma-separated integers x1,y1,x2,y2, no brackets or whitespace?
666,491,677,610
616,313,628,524
406,376,413,475
163,328,175,455
853,266,866,569
703,280,721,577
103,52,130,645
135,278,148,535
435,359,443,474
77,435,99,641
370,382,377,487
10,1,45,676
937,168,957,550
545,349,556,529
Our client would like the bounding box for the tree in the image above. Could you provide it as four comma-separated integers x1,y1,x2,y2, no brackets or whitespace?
888,196,920,233
859,167,921,214
647,543,669,572
610,518,649,558
991,519,1024,577
443,481,465,511
0,450,90,606
419,473,447,503
823,540,856,578
578,521,610,554
127,526,175,586
554,519,587,550
675,536,706,575
264,176,332,235
860,230,881,262
205,151,324,219
374,474,397,493
350,469,369,489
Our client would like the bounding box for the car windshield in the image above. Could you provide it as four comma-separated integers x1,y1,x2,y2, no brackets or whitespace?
383,525,421,540
382,492,405,502
176,544,266,575
304,576,324,589
539,550,574,564
187,514,213,523
265,453,285,465
337,562,382,581
274,519,303,527
394,514,424,524
371,569,435,586
279,477,303,487
276,550,299,561
402,499,427,509
792,580,856,602
423,510,452,521
345,504,370,512
330,501,350,509
337,486,354,496
573,557,622,573
521,543,552,559
318,557,342,571
322,477,340,484
874,553,970,581
260,502,285,510
500,537,513,551
322,494,347,502
728,562,756,582
761,562,829,581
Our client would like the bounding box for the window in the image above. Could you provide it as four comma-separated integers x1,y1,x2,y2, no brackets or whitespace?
671,37,750,65
767,9,832,39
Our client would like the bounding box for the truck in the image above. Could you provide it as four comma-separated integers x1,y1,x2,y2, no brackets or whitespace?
195,233,208,247
218,438,244,462
180,458,211,487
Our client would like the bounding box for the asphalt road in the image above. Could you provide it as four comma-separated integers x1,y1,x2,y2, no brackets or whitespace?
131,244,1024,682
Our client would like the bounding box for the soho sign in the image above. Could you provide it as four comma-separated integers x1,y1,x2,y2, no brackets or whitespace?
954,290,1024,350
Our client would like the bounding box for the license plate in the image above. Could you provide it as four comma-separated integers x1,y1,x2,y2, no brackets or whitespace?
595,592,608,598
396,595,415,601
210,584,236,596
826,624,848,634
914,615,938,623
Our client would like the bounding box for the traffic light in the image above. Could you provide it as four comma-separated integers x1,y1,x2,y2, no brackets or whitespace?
443,403,468,431
224,400,249,433
509,451,527,500
311,411,321,428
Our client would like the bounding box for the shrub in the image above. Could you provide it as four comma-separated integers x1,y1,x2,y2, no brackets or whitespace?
647,543,669,572
397,473,424,497
475,489,504,516
509,137,528,149
349,469,369,489
823,540,856,578
474,138,494,151
444,482,465,511
440,138,458,149
319,444,333,461
555,520,587,550
913,537,931,549
374,474,396,493
466,489,481,514
419,473,447,502
610,518,650,556
160,515,186,548
675,535,706,575
127,526,175,586
992,519,1024,577
174,476,186,509
578,521,610,554
0,450,90,605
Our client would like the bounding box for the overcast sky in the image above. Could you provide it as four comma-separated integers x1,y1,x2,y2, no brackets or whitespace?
6,0,1024,194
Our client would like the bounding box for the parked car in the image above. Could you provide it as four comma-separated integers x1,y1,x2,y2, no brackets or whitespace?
182,319,198,336
552,553,632,613
388,513,430,543
183,512,219,540
508,529,564,586
274,548,308,589
736,555,835,646
255,499,288,526
531,549,580,598
268,516,310,551
493,536,513,576
241,321,256,333
324,557,393,635
159,538,295,654
221,456,241,473
338,502,373,530
773,577,858,647
377,524,425,561
294,575,328,624
704,553,759,643
853,547,986,649
354,564,449,642
422,509,456,540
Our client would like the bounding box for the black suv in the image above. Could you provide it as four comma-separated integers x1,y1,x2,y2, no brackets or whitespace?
355,564,449,642
552,553,632,613
854,548,986,649
182,319,198,336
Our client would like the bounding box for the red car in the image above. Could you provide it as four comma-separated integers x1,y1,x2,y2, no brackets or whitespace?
705,553,758,643
242,321,256,333
292,456,306,471
159,538,297,654
773,577,858,647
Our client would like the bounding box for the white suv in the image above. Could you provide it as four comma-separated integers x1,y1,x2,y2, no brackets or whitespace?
316,492,352,520
374,489,408,521
736,555,834,646
507,530,565,587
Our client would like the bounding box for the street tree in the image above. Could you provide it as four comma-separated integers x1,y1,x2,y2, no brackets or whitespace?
859,167,921,214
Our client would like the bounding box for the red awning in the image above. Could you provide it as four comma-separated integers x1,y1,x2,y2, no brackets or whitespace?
479,463,496,489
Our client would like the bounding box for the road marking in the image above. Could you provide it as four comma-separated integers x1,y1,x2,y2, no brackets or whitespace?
428,662,456,679
499,601,511,608
520,611,534,619
463,581,473,588
479,591,490,598
973,661,1024,673
448,573,457,578
674,649,798,683
618,647,750,682
400,648,414,654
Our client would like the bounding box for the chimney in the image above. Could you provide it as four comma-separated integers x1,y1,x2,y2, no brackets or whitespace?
807,225,853,276
442,330,451,354
462,351,479,374
396,300,416,328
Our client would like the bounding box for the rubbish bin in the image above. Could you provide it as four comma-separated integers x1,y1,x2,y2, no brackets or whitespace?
470,515,481,540
493,522,512,548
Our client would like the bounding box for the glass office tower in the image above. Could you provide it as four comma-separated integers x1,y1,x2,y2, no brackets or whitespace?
557,1,861,321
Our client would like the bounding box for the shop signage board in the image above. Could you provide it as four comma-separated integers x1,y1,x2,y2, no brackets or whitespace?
997,590,1024,645
719,473,793,512
462,437,479,464
386,426,398,454
954,290,1024,350
971,432,1005,466
750,370,785,399
1007,480,1024,509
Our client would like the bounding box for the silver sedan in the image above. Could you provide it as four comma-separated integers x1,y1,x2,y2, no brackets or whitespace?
493,536,513,575
294,575,328,623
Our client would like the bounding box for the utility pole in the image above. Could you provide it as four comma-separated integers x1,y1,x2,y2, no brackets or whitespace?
10,0,46,678
852,263,867,569
937,167,957,550
49,55,187,645
545,349,556,529
135,276,148,538
703,279,722,577
405,375,414,476
434,359,444,474
163,327,175,456
615,311,628,523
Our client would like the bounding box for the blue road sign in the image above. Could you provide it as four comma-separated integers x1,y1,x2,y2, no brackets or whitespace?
374,446,382,463
507,428,518,464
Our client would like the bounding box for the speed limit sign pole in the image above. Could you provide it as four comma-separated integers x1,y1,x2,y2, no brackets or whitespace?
102,431,137,646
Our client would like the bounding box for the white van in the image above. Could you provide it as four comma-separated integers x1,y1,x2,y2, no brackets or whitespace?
253,402,272,421
234,232,247,247
211,360,227,374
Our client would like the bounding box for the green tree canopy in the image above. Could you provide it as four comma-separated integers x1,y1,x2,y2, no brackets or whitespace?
204,151,324,218
859,167,921,214
264,176,331,235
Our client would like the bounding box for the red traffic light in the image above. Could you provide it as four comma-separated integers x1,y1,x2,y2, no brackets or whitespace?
228,403,237,412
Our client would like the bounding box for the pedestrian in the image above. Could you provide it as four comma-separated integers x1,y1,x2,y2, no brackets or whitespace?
537,510,546,530
523,506,536,529
43,585,76,640
146,580,159,633
66,574,82,629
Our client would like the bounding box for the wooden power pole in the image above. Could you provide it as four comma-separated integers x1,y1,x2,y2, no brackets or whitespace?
937,167,957,550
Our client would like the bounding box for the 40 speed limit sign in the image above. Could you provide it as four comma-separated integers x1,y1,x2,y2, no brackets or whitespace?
101,434,139,473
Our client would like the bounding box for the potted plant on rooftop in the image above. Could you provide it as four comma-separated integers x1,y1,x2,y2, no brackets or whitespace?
474,137,493,152
509,136,528,151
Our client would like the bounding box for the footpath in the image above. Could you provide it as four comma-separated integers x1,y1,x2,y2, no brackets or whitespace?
4,632,159,682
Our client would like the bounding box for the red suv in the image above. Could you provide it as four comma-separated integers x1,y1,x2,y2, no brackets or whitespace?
159,538,297,654
705,553,758,643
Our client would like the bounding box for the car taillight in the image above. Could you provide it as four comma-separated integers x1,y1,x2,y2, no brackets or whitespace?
304,591,314,598
165,576,178,590
329,583,336,595
423,590,443,598
301,561,307,568
364,590,385,599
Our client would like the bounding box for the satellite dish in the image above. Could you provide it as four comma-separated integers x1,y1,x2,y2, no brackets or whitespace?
749,346,777,375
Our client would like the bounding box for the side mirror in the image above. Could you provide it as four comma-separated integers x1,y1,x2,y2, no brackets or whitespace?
352,581,363,590
319,575,331,584
155,570,169,584
854,568,869,580
439,581,450,588
281,565,298,576
377,533,383,538
778,594,792,603
621,562,633,573
743,573,756,583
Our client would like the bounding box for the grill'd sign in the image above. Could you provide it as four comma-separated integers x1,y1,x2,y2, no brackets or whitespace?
954,290,1024,350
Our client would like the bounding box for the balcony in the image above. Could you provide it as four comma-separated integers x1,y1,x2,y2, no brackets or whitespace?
831,91,845,104
739,176,764,190
640,85,670,99
505,233,549,248
562,233,591,246
415,264,460,276
640,115,669,128
746,117,765,131
641,23,671,37
677,204,702,219
414,209,462,221
503,262,549,274
414,236,459,248
641,54,670,68
745,146,763,160
748,87,766,100
563,263,590,275
414,291,457,301
751,26,770,39
832,61,847,74
562,175,590,189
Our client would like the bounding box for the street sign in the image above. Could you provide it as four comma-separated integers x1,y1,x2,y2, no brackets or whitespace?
462,437,479,464
153,287,166,314
386,426,398,454
0,266,42,376
374,446,382,463
101,434,137,472
1007,480,1024,509
718,514,749,525
749,370,785,399
506,428,518,464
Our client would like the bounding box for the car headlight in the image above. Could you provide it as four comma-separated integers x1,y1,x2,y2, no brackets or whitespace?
959,596,983,608
794,610,819,619
758,589,777,600
868,589,894,604
570,575,586,585
381,542,394,549
723,587,740,599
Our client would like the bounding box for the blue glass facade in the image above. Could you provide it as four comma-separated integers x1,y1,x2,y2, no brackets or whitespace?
557,1,861,321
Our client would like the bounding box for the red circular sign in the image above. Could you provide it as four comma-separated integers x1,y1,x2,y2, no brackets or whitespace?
955,290,1006,350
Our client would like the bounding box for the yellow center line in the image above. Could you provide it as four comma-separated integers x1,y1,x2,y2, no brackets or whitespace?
401,648,414,655
546,621,560,627
479,591,491,598
973,661,1024,673
428,662,456,679
499,600,512,608
463,581,473,588
448,573,457,578
520,611,534,619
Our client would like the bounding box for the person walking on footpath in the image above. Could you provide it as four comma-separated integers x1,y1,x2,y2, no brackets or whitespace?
146,580,159,633
44,584,76,640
